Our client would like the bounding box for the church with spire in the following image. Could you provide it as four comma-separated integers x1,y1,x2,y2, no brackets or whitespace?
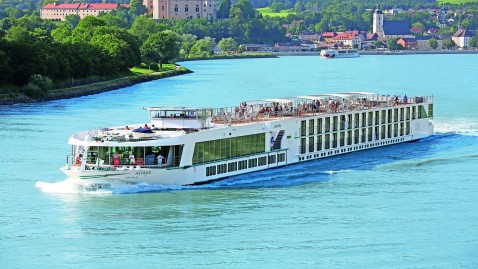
372,5,412,40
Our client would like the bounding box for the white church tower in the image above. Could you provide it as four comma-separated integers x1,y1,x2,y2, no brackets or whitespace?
373,5,384,38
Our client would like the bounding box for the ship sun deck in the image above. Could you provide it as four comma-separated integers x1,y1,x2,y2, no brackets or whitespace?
79,92,433,142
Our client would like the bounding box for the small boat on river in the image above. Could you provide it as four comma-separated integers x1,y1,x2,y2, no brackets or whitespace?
320,49,360,58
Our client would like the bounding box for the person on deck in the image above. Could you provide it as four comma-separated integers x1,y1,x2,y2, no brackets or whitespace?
129,153,135,165
157,154,165,168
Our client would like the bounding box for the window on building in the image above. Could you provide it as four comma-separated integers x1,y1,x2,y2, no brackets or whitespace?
196,5,199,12
185,4,188,12
174,5,178,12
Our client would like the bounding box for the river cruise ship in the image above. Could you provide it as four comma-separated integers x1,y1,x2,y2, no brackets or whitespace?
62,92,434,189
320,49,360,58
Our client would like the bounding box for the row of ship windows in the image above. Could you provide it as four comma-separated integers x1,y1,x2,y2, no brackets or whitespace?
299,106,428,136
206,153,286,177
298,138,406,161
300,123,410,154
192,133,266,165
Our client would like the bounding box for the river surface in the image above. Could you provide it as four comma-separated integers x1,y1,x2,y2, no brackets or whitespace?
1,55,478,268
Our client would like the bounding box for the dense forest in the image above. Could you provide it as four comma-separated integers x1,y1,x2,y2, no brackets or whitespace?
1,0,477,97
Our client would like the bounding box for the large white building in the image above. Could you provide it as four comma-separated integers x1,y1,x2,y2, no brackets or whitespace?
149,0,217,20
40,3,129,21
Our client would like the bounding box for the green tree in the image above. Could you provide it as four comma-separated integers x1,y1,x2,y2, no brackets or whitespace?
429,38,438,50
129,0,147,17
65,14,81,29
217,0,231,19
470,35,478,49
270,2,284,13
129,15,162,44
4,25,32,43
411,22,425,35
238,44,245,53
294,1,305,13
386,37,401,50
141,30,180,68
218,37,237,54
443,38,456,49
230,0,257,23
189,36,216,57
5,7,22,19
180,33,197,58
51,24,73,43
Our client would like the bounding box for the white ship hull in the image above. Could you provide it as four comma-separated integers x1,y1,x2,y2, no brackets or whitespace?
320,49,360,58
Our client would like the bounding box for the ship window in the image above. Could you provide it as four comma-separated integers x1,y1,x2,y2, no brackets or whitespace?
418,105,427,119
309,119,315,135
193,133,265,165
309,136,314,152
300,138,306,154
317,118,323,133
325,117,331,132
325,134,330,150
428,104,433,117
300,120,306,136
317,135,323,151
338,115,344,130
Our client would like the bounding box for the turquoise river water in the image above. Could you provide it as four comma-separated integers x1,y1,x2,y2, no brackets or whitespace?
1,55,478,268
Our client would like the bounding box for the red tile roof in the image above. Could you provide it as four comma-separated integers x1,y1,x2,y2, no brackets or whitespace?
333,32,356,40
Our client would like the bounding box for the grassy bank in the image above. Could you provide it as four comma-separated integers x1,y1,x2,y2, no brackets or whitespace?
0,65,192,105
178,53,278,62
257,7,296,18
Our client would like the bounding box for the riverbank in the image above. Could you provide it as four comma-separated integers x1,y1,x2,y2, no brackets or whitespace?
0,54,278,106
277,49,478,56
0,68,192,105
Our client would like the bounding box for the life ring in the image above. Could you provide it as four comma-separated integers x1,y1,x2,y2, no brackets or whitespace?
136,158,144,165
75,157,81,165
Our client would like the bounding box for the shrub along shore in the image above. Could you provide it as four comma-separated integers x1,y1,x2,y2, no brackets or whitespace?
0,68,192,105
0,54,278,106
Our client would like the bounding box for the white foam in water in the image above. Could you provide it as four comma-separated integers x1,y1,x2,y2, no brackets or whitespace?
35,179,113,194
434,118,478,136
36,168,355,194
322,169,354,175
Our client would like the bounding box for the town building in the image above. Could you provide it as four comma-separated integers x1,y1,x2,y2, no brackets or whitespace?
152,0,217,20
332,31,361,48
415,36,443,50
452,28,475,48
397,37,417,50
40,2,129,21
